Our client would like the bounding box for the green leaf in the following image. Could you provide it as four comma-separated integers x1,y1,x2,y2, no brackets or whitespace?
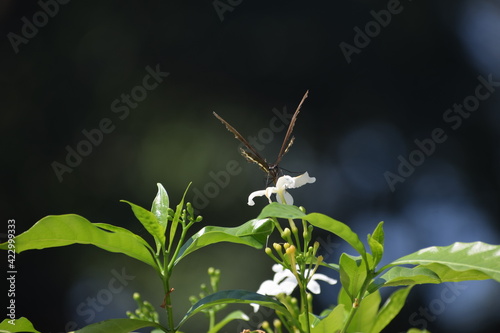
207,310,249,333
303,213,367,259
347,290,381,333
257,202,306,219
339,254,367,302
70,318,166,333
370,286,413,333
92,223,155,253
371,221,384,246
174,218,274,265
421,262,492,282
121,200,165,248
368,267,440,292
367,222,384,269
0,317,41,333
337,287,351,309
387,242,500,282
321,261,340,272
177,290,287,330
406,329,430,333
151,183,170,230
0,215,157,268
310,304,345,333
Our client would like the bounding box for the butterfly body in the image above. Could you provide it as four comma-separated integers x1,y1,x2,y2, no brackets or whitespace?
213,90,308,184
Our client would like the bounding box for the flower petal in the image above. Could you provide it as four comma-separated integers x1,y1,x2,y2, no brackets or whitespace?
251,303,260,313
274,267,294,283
272,263,284,273
292,172,316,188
276,175,295,189
283,191,294,205
279,277,298,295
247,189,267,206
312,273,338,285
306,279,322,294
264,186,278,203
256,280,283,296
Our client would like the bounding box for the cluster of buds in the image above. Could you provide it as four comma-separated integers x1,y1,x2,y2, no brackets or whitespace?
126,292,159,323
189,267,225,313
166,202,203,226
265,240,324,286
259,318,283,333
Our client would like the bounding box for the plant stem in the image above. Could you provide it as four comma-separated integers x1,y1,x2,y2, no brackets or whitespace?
162,221,194,332
164,278,175,332
339,272,374,333
288,218,302,253
300,287,311,333
208,308,216,330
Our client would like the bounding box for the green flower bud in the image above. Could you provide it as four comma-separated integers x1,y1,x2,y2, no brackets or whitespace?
273,243,282,252
144,301,153,310
303,228,309,239
281,228,291,239
186,202,194,217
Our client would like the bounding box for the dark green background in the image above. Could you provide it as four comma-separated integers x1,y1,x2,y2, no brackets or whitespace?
1,0,500,332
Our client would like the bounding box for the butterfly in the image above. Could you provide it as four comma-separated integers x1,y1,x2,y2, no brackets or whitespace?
213,90,309,184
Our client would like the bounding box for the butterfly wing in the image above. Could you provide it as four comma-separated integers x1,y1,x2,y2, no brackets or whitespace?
213,112,270,174
273,90,309,166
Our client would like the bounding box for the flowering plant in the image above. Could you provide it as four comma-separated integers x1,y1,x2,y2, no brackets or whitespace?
1,174,500,333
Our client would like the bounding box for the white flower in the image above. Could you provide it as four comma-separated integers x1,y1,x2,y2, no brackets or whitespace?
251,264,337,312
247,172,316,206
